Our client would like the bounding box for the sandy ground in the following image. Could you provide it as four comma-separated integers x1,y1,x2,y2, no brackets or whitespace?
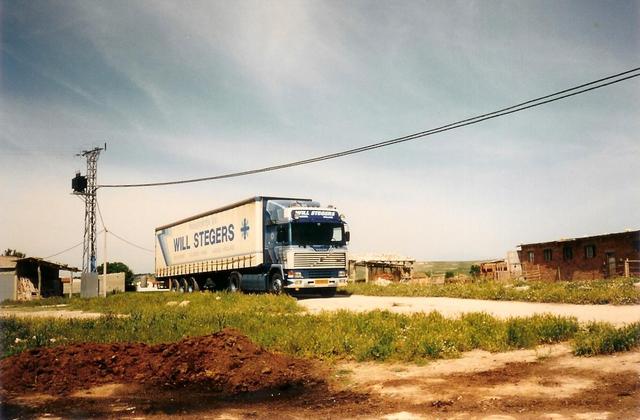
2,298,639,418
333,344,640,419
3,344,638,419
2,296,639,325
0,308,108,319
298,295,640,325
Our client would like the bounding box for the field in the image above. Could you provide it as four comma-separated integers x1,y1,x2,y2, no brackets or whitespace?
1,291,639,418
1,292,639,360
343,277,640,305
413,260,483,276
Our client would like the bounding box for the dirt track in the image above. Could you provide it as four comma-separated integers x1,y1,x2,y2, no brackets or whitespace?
2,331,639,419
299,295,640,325
3,296,640,326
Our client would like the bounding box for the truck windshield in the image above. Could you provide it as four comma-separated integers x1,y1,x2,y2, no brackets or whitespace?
290,222,344,246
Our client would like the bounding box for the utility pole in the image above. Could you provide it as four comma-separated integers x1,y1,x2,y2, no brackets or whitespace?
102,226,107,297
72,144,106,274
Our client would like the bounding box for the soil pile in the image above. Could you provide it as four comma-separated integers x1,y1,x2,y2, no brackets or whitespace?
0,328,320,396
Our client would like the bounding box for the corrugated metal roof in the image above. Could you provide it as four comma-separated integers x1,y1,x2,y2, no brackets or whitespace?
349,253,415,263
0,256,18,269
519,229,639,248
1,256,80,272
17,257,80,272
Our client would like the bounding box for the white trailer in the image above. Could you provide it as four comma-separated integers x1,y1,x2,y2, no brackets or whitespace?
155,196,349,295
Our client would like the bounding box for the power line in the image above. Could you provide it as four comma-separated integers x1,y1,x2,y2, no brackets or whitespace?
108,230,154,253
43,230,104,259
96,198,107,233
99,67,640,189
95,196,152,253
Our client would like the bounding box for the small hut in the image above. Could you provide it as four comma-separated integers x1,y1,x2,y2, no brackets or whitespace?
0,256,79,301
348,254,414,283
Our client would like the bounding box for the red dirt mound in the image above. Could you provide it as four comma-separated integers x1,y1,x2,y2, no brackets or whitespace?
0,328,320,396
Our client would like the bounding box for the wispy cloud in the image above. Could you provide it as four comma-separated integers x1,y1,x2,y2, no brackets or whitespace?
1,0,639,271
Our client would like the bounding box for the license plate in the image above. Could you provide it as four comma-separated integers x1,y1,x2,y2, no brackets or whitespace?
315,279,329,286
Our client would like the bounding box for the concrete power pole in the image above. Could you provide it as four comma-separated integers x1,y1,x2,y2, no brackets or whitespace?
72,144,106,274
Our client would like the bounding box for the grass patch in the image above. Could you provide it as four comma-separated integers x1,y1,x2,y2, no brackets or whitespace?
0,292,578,361
342,277,640,305
414,261,484,276
573,322,640,356
1,293,636,362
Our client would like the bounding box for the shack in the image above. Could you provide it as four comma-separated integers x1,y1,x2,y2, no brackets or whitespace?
348,254,414,283
480,259,510,281
0,256,79,301
480,251,522,281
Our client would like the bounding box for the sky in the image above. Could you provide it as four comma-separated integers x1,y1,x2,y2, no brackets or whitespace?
1,0,639,274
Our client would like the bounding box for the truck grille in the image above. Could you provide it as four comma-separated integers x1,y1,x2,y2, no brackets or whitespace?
305,269,339,278
294,252,346,268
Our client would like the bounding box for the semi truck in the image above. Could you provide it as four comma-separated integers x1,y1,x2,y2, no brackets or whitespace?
155,196,350,296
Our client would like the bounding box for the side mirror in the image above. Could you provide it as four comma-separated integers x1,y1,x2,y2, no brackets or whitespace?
344,231,350,242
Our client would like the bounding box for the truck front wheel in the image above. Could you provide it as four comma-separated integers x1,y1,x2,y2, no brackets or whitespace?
227,272,240,293
269,272,283,295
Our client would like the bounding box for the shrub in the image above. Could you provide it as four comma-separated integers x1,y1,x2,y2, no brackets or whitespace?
573,322,640,356
342,277,640,305
0,293,635,362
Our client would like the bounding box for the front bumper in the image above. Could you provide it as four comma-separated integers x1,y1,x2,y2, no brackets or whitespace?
284,277,347,289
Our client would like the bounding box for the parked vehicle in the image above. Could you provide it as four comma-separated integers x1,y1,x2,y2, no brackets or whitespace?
155,196,349,296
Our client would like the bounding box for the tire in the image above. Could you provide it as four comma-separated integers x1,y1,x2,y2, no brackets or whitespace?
269,272,283,295
204,277,215,291
188,277,199,293
227,272,240,293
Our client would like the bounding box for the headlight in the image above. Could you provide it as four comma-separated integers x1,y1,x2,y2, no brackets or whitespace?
338,270,347,277
287,270,304,279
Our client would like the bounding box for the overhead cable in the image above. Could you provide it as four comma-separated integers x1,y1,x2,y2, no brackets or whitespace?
108,230,154,253
43,230,104,259
99,67,640,189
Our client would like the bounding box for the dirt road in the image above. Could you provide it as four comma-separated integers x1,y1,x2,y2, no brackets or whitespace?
3,344,638,419
0,309,108,319
298,295,640,325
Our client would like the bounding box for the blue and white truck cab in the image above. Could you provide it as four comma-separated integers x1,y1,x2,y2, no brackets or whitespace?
264,199,350,295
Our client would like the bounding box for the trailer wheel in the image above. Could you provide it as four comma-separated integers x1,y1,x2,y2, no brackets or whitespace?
189,277,200,292
269,272,283,295
227,272,240,293
179,278,187,293
170,278,179,291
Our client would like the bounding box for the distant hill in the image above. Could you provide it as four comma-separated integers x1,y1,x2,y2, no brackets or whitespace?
414,261,489,275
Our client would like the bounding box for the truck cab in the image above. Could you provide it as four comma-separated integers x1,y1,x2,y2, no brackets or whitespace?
264,199,349,296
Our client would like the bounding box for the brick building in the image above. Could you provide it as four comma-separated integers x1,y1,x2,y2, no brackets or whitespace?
517,230,640,281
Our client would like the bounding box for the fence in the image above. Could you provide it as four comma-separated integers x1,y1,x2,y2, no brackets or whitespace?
522,264,541,281
624,259,640,278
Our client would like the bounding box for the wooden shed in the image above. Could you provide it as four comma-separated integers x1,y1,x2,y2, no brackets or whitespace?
0,256,79,301
348,254,414,283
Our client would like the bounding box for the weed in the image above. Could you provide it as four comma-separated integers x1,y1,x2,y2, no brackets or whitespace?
342,277,640,305
573,322,640,356
0,293,636,362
